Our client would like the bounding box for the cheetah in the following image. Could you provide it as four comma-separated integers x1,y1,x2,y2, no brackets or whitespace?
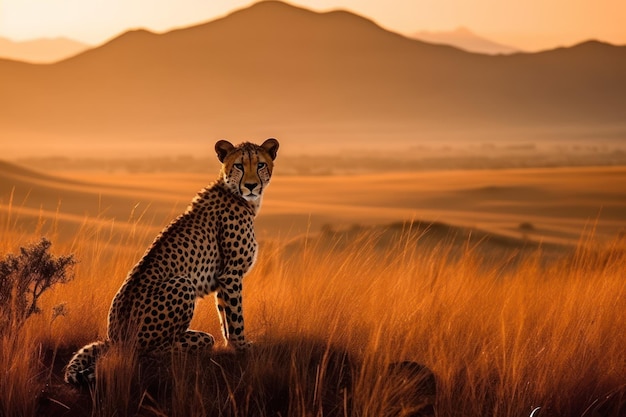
64,138,279,386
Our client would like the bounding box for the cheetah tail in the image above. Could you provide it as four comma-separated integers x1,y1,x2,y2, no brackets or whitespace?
64,340,110,387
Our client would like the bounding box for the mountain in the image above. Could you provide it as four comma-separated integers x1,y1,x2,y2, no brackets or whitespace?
410,27,520,54
0,36,90,63
1,1,625,157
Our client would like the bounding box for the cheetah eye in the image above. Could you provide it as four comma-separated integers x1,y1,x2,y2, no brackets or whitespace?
234,163,244,171
258,162,267,169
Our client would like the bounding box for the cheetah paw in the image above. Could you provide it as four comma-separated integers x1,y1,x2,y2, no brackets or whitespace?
229,340,253,352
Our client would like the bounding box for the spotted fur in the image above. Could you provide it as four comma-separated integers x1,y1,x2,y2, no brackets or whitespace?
64,138,279,386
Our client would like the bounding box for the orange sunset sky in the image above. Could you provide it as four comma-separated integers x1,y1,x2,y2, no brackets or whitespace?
1,0,625,51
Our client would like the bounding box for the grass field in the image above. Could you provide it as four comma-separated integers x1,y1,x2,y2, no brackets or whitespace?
1,162,626,416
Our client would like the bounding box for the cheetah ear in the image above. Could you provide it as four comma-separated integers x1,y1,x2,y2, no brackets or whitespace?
261,138,279,160
215,140,235,163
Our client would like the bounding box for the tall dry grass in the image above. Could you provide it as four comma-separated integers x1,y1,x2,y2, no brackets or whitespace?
1,199,625,416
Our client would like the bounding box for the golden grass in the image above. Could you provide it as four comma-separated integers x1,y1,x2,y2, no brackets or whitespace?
0,322,40,417
1,199,625,416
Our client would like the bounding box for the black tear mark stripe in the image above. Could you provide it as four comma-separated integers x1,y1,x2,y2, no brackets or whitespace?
257,165,269,184
238,150,249,190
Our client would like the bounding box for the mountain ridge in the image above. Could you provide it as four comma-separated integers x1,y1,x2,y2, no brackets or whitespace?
410,27,521,55
0,36,89,63
1,0,625,157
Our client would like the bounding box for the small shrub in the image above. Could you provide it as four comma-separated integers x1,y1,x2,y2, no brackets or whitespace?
0,238,76,333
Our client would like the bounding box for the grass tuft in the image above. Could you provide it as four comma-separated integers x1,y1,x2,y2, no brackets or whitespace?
1,206,625,416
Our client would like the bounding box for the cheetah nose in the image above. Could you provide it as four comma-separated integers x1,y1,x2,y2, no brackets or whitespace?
244,183,257,192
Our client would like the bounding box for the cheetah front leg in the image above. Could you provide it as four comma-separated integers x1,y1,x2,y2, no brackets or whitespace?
215,275,249,350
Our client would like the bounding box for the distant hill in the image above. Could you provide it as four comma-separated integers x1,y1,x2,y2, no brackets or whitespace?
410,27,520,54
282,221,568,266
1,1,625,157
0,36,90,63
0,159,180,239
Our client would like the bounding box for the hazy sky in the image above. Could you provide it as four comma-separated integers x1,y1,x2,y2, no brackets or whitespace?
1,0,625,51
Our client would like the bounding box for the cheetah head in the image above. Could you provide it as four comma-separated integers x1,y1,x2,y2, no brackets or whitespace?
215,138,279,202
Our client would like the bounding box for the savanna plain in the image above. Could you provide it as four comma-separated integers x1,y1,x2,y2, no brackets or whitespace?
1,145,626,417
